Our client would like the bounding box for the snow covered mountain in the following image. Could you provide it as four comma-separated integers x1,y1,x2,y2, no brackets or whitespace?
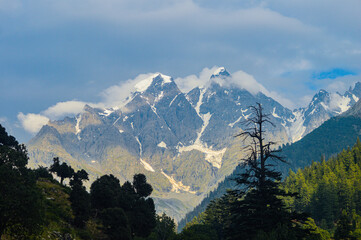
26,68,361,221
285,83,361,142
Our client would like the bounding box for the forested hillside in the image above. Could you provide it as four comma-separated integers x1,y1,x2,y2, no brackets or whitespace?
279,116,361,176
181,137,361,239
179,113,361,229
0,124,178,240
283,138,361,237
177,165,242,231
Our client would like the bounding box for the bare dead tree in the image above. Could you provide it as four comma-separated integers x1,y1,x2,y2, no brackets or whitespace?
235,102,286,187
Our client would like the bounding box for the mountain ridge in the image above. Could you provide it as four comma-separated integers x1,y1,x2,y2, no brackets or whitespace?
27,68,361,221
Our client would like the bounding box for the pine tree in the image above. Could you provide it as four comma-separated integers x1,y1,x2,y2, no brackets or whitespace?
225,103,309,240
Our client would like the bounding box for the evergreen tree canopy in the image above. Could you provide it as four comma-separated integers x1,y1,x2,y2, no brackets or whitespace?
283,137,361,236
0,124,44,238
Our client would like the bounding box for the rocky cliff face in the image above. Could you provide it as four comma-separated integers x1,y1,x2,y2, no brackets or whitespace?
27,68,361,221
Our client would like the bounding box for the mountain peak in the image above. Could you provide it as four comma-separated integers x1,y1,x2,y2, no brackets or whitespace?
312,89,329,101
350,82,361,97
134,73,172,92
211,67,230,78
342,97,361,118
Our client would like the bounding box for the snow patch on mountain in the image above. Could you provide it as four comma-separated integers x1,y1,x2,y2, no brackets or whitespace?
178,144,226,168
352,94,359,102
113,116,121,126
136,136,155,172
196,112,211,143
229,115,243,128
213,67,226,76
229,109,250,128
158,141,167,149
285,110,306,142
154,91,164,103
177,109,226,168
169,93,180,107
195,88,205,118
272,107,281,118
134,73,172,92
99,108,115,117
329,93,351,114
161,170,196,194
75,115,82,140
140,158,155,172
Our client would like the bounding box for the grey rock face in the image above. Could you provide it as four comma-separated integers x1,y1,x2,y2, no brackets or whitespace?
27,69,361,221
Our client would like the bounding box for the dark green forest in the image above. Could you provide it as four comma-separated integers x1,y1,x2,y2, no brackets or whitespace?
283,138,361,238
180,114,361,231
182,138,361,240
279,116,361,176
0,124,174,240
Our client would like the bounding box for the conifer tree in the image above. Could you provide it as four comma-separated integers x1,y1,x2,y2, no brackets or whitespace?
225,103,308,240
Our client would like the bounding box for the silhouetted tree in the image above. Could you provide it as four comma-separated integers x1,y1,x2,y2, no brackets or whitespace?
69,169,90,228
90,173,156,239
121,174,156,238
90,174,122,211
70,183,91,228
70,169,89,187
0,124,44,238
49,157,74,185
153,213,177,240
100,208,132,240
34,166,53,180
226,103,309,239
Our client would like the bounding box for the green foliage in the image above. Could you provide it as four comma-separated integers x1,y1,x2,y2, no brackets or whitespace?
283,138,361,235
34,166,54,180
279,116,361,176
0,124,45,239
333,210,361,240
178,165,242,231
146,213,177,240
69,169,90,228
49,157,75,185
70,183,90,228
91,174,122,210
100,208,132,240
90,173,156,239
177,224,218,240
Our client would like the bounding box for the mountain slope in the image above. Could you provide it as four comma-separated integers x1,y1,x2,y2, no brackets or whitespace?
178,96,361,228
27,68,361,221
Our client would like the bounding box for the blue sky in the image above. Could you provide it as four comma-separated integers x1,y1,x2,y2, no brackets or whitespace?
0,0,360,142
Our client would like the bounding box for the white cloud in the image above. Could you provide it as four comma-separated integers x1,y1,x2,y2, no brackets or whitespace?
176,67,295,108
17,112,49,134
42,100,89,119
175,66,219,92
101,73,159,107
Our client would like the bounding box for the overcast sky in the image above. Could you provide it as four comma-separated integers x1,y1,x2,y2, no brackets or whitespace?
0,0,360,142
